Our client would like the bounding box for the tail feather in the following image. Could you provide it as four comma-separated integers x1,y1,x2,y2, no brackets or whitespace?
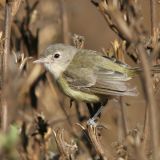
128,64,160,77
151,64,160,73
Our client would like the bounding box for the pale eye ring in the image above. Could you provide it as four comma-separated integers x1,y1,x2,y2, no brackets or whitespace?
54,51,61,59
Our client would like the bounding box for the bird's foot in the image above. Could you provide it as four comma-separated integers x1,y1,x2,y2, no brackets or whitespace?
87,117,98,126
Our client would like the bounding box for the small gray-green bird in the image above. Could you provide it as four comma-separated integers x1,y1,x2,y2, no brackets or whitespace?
33,43,145,123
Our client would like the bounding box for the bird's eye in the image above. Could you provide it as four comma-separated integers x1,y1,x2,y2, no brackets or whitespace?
54,53,60,58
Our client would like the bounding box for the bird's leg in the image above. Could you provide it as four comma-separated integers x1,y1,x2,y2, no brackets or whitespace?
70,99,74,108
87,104,104,125
86,103,95,117
87,99,108,125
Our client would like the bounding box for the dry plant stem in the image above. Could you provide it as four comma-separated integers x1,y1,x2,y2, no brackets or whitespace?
132,144,147,160
3,3,12,82
87,125,108,160
11,0,22,16
46,73,72,126
1,3,12,132
94,1,159,159
150,0,157,36
142,104,150,152
46,73,78,139
60,0,70,44
119,97,128,139
98,2,135,42
137,44,159,160
53,129,77,159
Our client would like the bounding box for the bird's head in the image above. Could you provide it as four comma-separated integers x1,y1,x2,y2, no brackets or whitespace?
34,44,77,78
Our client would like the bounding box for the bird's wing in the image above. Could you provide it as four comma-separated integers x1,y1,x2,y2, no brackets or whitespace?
63,67,137,97
62,49,137,96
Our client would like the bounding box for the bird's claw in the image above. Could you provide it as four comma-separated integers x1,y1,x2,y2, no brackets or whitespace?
87,118,98,126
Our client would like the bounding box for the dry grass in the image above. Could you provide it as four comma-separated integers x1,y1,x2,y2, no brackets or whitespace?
0,0,160,159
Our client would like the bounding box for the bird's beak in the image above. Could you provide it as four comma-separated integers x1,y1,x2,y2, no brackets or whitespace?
33,57,48,64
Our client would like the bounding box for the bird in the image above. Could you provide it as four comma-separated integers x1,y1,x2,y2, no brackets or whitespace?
33,43,154,124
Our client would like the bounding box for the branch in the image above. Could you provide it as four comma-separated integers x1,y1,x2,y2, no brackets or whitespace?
60,0,70,44
91,1,159,159
1,2,12,133
150,0,157,36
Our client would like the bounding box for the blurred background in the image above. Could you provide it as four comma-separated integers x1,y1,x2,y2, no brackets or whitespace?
0,0,160,159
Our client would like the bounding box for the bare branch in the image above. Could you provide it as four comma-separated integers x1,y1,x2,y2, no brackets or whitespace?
60,0,70,44
1,1,12,133
150,0,157,36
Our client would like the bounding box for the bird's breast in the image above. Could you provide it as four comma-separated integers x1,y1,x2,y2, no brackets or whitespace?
57,75,100,103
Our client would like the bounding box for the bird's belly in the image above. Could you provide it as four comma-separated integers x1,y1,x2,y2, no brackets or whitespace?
57,76,100,103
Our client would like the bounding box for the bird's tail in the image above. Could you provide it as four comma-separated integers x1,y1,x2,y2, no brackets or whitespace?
127,64,160,77
150,64,160,73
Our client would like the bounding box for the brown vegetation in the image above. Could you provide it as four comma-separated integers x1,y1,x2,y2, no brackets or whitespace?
0,0,160,159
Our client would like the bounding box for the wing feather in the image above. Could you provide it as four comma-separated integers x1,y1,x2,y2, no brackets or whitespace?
63,49,137,96
63,67,137,97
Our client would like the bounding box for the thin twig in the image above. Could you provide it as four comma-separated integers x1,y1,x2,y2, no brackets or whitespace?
1,2,12,132
46,73,73,127
150,0,157,36
142,104,150,153
53,129,78,159
3,3,12,82
60,0,70,44
119,97,128,139
92,1,159,159
76,123,109,160
87,124,108,160
137,44,159,160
